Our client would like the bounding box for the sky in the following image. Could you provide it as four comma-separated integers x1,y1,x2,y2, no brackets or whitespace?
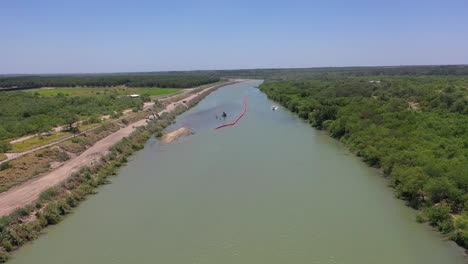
1,0,468,74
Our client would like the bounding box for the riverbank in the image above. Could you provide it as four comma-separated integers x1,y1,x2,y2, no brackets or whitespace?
0,81,236,262
259,79,468,251
161,127,192,143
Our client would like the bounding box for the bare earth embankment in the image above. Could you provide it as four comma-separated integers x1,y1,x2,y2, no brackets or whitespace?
0,82,234,216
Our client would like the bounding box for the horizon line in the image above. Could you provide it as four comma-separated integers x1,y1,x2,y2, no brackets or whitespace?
1,63,468,76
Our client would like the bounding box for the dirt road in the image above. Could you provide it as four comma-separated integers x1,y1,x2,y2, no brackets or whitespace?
0,82,232,216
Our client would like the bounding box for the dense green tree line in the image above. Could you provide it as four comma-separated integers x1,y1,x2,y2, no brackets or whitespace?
0,92,147,140
2,66,466,90
259,75,468,248
0,74,219,90
166,65,468,80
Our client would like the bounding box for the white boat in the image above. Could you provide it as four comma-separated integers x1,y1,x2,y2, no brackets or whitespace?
272,106,278,111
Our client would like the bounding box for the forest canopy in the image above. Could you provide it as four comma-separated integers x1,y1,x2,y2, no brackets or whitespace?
0,74,219,90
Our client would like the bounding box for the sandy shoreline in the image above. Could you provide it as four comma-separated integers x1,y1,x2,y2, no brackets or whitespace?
0,81,236,217
161,127,192,143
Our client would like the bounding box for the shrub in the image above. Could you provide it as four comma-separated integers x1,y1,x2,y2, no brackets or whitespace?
415,213,426,223
56,151,70,162
41,203,61,225
0,247,9,263
87,115,101,124
424,204,451,226
0,162,11,171
452,230,468,249
39,188,58,201
439,219,455,234
110,111,121,119
1,239,12,252
0,141,11,153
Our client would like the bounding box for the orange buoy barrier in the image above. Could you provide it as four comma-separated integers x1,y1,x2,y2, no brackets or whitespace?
215,96,247,130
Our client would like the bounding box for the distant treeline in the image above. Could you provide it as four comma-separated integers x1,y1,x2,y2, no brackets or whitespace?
186,65,468,80
260,75,468,249
2,65,467,90
0,74,219,89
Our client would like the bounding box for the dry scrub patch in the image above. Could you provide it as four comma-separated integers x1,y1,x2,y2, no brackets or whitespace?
57,123,121,154
0,148,69,192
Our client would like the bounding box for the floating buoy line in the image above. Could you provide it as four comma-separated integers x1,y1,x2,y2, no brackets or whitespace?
215,96,247,130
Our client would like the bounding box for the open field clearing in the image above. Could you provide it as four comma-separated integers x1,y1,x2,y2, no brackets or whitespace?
10,132,71,152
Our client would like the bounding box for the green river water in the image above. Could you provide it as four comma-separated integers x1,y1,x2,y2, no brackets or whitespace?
10,81,466,263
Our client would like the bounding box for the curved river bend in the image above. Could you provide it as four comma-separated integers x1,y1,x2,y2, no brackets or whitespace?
10,81,466,264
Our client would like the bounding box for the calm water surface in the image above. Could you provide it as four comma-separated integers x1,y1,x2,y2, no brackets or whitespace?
10,81,466,263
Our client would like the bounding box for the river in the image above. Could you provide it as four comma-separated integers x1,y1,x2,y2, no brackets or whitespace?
10,80,466,263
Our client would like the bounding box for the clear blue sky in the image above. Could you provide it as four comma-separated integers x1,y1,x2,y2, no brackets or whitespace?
1,0,467,74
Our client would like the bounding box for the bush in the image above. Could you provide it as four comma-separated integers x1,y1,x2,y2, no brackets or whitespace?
439,219,455,234
0,162,11,171
39,188,58,201
87,115,101,124
110,111,121,119
41,203,61,225
424,204,452,226
56,151,70,162
0,141,11,153
452,230,468,249
1,239,12,252
0,247,9,263
415,213,426,223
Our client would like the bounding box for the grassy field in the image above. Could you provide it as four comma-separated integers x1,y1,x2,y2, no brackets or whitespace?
25,87,180,97
11,132,71,152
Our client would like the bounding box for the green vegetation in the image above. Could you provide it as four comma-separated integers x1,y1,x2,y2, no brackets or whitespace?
0,142,10,153
0,73,219,89
0,92,146,140
0,73,216,142
0,162,11,171
259,75,468,249
122,65,468,80
10,132,70,152
25,87,180,97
